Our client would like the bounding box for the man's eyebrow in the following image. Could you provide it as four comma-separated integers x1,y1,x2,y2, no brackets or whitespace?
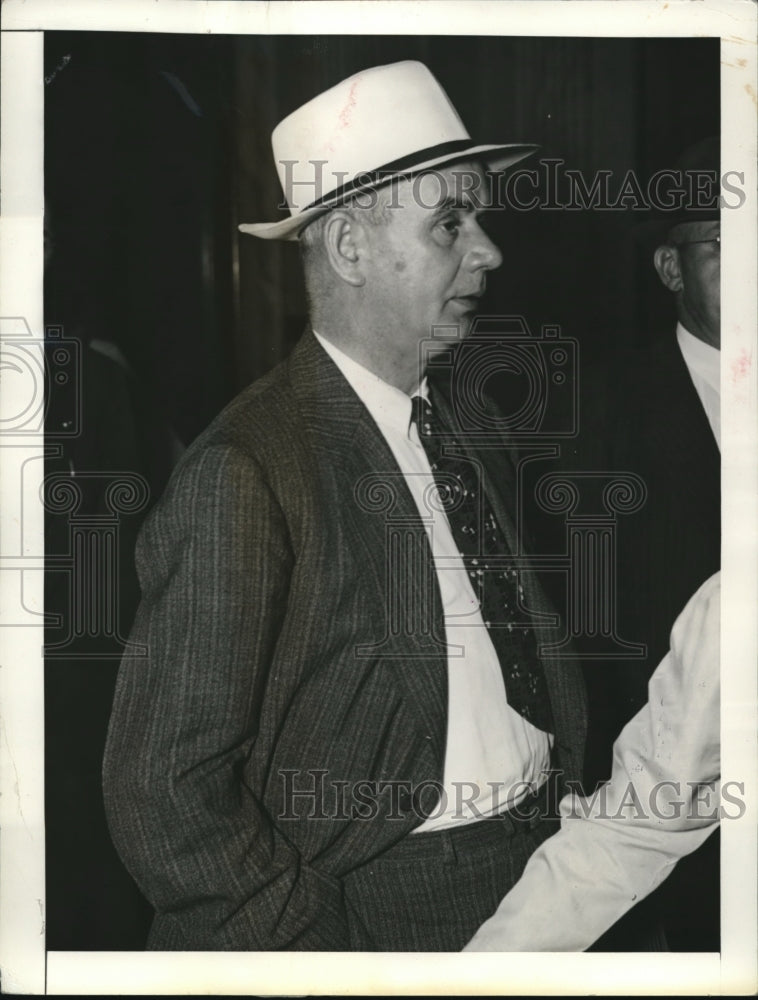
429,196,480,219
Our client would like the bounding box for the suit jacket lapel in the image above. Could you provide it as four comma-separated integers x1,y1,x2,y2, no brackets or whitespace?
287,331,448,760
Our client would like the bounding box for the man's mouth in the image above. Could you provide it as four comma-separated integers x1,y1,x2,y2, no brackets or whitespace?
450,292,483,309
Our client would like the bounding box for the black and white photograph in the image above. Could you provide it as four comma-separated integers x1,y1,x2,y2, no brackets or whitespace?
0,1,756,995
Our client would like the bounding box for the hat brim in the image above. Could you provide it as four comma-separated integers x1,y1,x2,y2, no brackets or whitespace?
631,209,721,249
239,142,538,241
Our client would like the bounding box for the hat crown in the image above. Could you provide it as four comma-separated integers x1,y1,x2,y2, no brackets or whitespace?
239,59,537,239
272,61,471,213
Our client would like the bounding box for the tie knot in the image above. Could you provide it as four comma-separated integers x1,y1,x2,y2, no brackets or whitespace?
411,394,434,438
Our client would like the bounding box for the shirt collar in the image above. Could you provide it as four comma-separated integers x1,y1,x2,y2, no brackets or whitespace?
314,331,428,439
676,322,720,396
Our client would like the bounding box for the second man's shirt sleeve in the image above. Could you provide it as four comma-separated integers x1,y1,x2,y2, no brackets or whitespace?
464,571,721,952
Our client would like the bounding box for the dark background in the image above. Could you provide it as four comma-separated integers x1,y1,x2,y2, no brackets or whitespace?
43,32,719,950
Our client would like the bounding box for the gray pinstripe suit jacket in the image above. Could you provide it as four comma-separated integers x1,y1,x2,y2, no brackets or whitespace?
102,330,586,951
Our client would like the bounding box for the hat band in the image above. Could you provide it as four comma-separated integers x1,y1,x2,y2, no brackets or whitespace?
304,138,476,211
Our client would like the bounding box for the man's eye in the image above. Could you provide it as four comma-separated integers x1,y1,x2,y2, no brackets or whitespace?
437,216,460,238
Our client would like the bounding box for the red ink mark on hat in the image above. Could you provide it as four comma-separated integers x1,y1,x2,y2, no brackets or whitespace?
323,80,359,154
731,346,752,384
339,81,358,130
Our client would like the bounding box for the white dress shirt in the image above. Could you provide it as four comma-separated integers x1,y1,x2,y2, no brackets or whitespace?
314,332,552,831
464,571,721,951
677,322,720,448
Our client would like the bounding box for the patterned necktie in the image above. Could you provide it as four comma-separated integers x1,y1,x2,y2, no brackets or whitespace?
411,392,554,734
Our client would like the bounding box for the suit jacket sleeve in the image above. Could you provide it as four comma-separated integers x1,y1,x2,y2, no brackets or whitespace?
464,572,721,952
102,442,350,950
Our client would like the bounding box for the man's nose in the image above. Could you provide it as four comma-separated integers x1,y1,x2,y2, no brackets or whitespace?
468,224,503,271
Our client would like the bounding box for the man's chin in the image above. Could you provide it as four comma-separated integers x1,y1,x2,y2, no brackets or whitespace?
458,313,477,340
448,306,479,332
423,320,474,353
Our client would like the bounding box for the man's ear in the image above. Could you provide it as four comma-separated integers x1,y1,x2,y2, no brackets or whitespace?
653,244,683,293
323,211,366,287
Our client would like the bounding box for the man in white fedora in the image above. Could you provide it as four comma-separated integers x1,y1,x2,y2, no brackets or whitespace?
103,60,586,951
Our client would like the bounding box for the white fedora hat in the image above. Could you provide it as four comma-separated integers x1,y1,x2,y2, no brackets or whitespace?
239,60,537,241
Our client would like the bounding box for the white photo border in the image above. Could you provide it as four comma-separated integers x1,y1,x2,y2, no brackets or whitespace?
0,1,755,995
